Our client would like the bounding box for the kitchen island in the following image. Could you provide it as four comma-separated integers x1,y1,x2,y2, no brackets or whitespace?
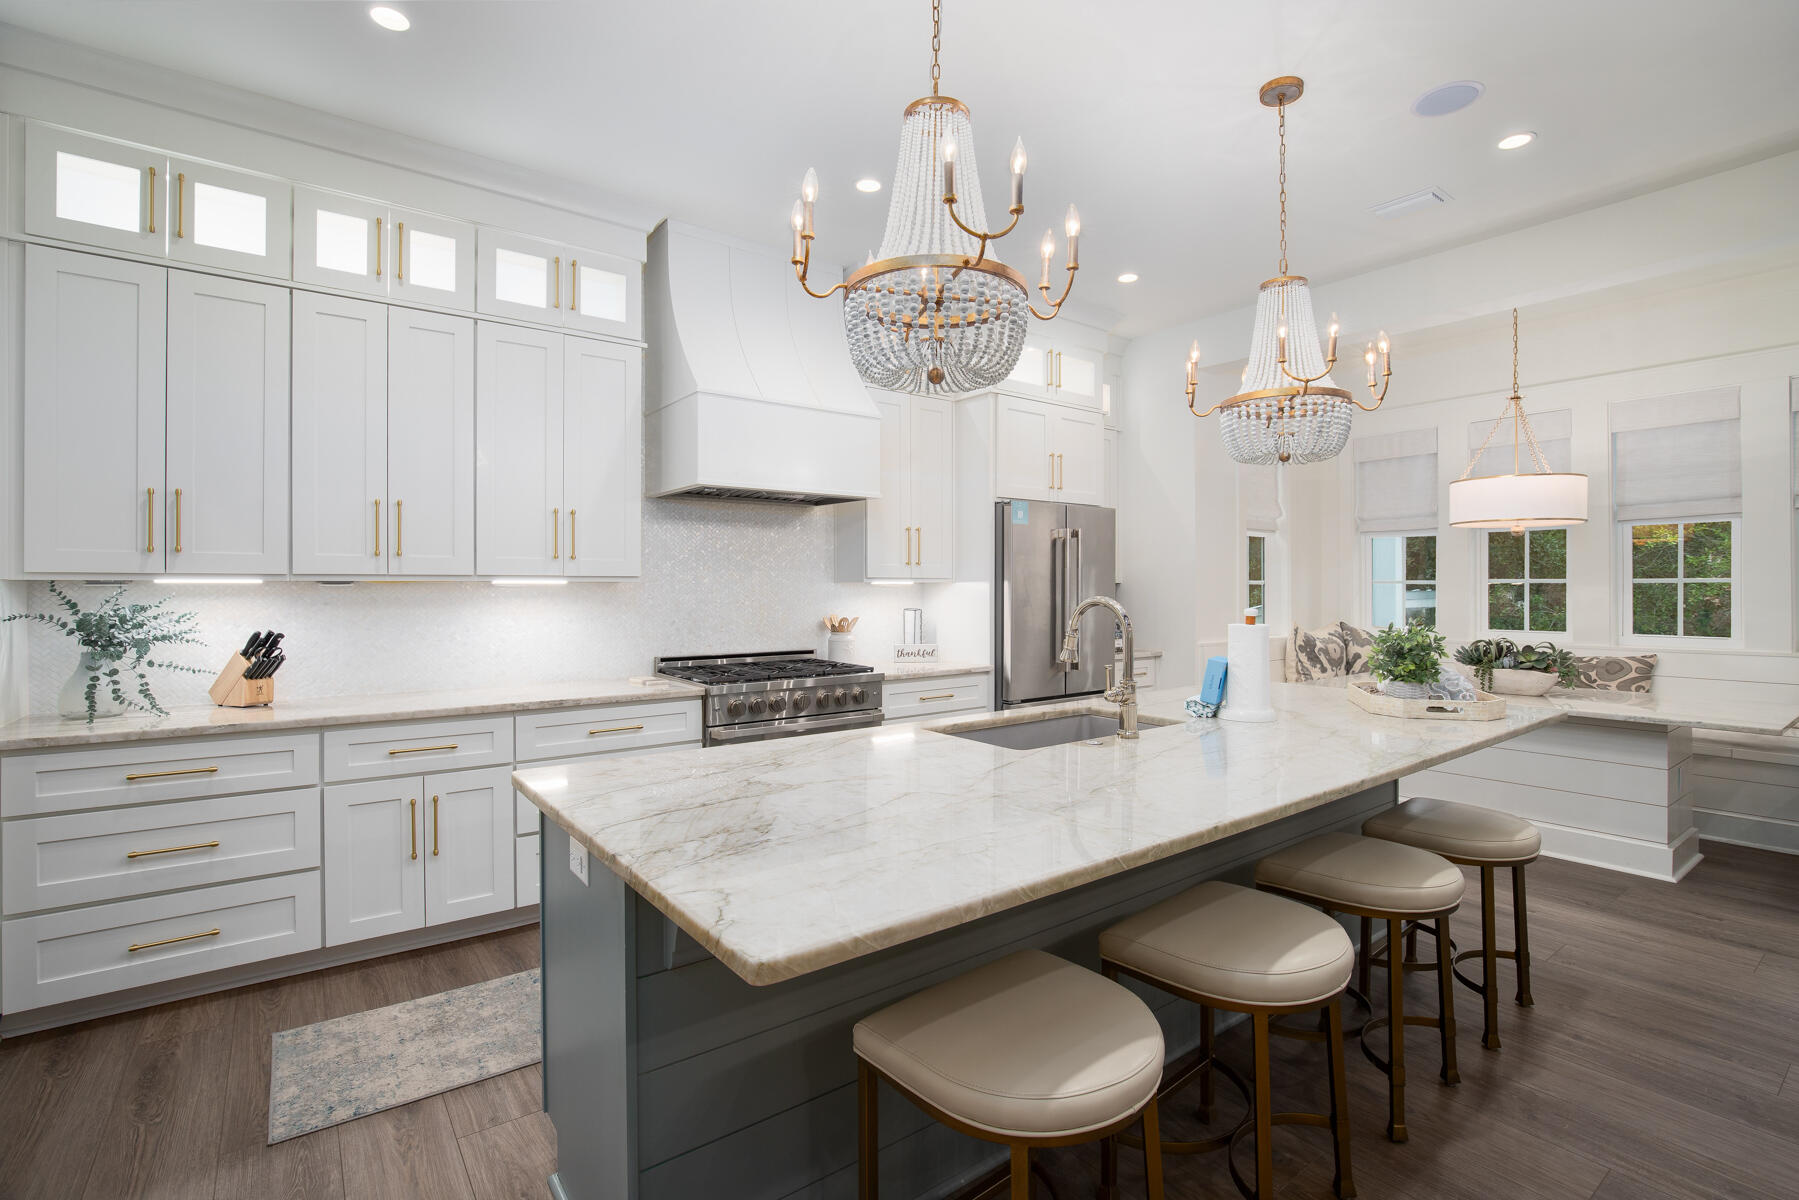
514,683,1564,1200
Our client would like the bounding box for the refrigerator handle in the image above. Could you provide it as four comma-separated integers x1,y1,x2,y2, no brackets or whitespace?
1066,527,1083,669
1051,528,1067,672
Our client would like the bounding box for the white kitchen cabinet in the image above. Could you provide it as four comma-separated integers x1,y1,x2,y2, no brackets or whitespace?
1103,427,1120,511
516,835,542,907
293,187,389,297
165,157,291,279
388,308,476,575
476,228,641,341
1056,406,1105,505
323,764,514,946
22,246,166,574
23,124,166,257
561,336,643,578
390,206,477,311
165,272,291,575
1051,344,1103,408
476,322,563,575
836,392,953,581
994,394,1057,503
1003,344,1053,400
1103,355,1124,430
291,291,388,574
997,334,1104,410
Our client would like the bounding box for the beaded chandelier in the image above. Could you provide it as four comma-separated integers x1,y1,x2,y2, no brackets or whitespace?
791,0,1080,396
1187,77,1391,464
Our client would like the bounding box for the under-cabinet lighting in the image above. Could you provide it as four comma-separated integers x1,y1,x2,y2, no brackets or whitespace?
152,577,263,585
492,578,569,586
369,6,410,32
1496,131,1536,150
870,579,916,586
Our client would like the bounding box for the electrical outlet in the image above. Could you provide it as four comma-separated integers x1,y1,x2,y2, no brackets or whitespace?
568,839,589,886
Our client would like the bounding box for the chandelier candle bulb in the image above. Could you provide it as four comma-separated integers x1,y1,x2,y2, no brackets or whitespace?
1365,344,1377,386
1009,137,1026,209
1064,204,1080,268
1039,229,1054,287
940,138,956,200
1277,323,1288,363
790,200,805,261
1327,313,1339,361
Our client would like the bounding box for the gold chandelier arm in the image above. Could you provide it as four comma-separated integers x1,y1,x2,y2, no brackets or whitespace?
791,237,849,301
1353,370,1392,411
1186,380,1226,419
942,195,1024,268
1027,265,1078,320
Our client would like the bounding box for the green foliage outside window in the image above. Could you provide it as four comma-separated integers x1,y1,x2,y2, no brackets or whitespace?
1630,522,1731,638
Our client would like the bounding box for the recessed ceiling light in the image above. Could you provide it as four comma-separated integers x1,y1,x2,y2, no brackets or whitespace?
369,6,410,32
1497,131,1536,151
1412,81,1484,117
855,178,882,193
1116,272,1139,284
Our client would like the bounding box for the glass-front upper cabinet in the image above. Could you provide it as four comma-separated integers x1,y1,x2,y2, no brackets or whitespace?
24,124,167,257
477,229,641,340
293,187,389,297
166,157,291,279
390,206,476,311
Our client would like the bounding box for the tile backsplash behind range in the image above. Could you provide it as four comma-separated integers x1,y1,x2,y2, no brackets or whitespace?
22,500,987,714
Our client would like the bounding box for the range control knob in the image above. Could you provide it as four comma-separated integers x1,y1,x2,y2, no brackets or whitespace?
792,692,811,712
768,693,787,713
833,688,849,706
815,690,832,709
726,698,745,718
850,686,866,704
748,696,767,716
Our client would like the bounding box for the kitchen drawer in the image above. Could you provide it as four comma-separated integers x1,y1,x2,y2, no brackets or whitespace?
1117,656,1159,689
514,699,701,763
883,673,992,722
0,871,322,1013
3,787,322,916
1,733,321,818
516,792,541,836
323,716,513,782
516,834,541,907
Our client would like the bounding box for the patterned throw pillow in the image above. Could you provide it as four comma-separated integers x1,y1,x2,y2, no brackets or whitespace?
1574,653,1658,692
1287,624,1349,682
1338,622,1376,676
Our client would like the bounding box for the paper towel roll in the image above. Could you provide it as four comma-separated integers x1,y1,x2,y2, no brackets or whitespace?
1219,622,1276,722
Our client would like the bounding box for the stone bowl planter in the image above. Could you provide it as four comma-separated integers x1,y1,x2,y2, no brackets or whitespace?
1488,668,1560,696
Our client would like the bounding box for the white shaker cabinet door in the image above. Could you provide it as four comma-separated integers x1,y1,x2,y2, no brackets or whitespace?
23,247,166,575
862,393,913,580
292,292,389,575
908,394,954,580
476,322,564,576
293,187,388,298
1052,345,1103,410
561,336,642,578
1052,405,1106,507
23,124,166,258
390,207,476,311
476,229,563,324
1001,342,1053,401
323,777,426,946
423,766,517,925
994,394,1056,503
561,247,643,342
165,158,292,280
388,309,475,576
165,272,291,576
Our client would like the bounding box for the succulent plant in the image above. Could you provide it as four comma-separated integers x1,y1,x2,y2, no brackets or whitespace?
1454,637,1577,692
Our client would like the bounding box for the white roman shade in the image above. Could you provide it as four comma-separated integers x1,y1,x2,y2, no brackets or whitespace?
1466,407,1573,475
1354,428,1438,533
1239,463,1282,529
1610,388,1741,522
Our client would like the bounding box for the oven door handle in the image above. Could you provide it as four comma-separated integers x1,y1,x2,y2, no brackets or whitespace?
708,710,885,744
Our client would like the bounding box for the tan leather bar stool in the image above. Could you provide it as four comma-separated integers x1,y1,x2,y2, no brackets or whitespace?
1254,832,1465,1143
1099,881,1357,1200
1362,797,1541,1050
854,949,1167,1200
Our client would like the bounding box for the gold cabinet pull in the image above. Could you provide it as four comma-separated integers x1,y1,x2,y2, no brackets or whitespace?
570,258,578,312
173,488,183,553
396,221,404,281
375,216,383,277
919,693,957,702
917,526,923,564
1056,453,1064,490
553,256,561,308
552,507,560,559
128,927,220,954
1056,351,1063,388
387,743,458,756
126,840,220,860
568,509,576,560
431,794,439,857
146,486,156,553
1048,453,1055,488
394,499,403,558
146,165,157,233
409,797,417,860
175,172,185,239
373,498,381,556
905,526,913,566
588,724,644,736
125,765,220,782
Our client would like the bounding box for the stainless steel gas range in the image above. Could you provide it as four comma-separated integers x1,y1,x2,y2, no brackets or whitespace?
655,651,885,746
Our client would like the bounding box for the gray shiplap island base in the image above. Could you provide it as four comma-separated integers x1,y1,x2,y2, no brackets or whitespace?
515,684,1564,1200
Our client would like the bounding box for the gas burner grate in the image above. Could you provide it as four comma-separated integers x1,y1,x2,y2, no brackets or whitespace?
661,658,872,686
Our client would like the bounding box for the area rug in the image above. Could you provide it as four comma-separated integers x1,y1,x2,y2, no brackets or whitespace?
268,968,540,1143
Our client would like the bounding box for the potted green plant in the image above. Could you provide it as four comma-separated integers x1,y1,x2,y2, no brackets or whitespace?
3,584,205,723
1366,623,1448,699
1452,638,1578,695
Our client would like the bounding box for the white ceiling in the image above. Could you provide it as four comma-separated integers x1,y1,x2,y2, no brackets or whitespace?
3,0,1797,337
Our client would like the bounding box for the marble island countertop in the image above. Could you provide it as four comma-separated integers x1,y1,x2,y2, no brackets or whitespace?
1522,687,1798,736
513,681,1564,987
0,676,707,752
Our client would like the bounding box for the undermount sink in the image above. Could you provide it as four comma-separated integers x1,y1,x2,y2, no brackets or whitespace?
943,710,1181,750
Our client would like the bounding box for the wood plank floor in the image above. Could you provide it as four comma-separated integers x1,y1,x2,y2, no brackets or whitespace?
1,843,1794,1199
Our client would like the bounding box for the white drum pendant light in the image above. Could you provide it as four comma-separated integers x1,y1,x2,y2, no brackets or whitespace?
1449,309,1588,531
789,0,1082,396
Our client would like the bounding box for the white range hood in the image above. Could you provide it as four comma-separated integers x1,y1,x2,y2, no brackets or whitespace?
645,221,881,505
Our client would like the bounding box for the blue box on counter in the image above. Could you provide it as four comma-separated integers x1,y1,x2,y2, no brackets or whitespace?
1185,656,1229,718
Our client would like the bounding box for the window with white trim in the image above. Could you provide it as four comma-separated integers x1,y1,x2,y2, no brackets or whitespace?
1624,520,1735,639
1370,534,1437,628
1484,529,1567,633
1247,534,1267,620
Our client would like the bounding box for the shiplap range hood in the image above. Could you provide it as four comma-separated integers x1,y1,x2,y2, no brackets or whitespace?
645,222,881,504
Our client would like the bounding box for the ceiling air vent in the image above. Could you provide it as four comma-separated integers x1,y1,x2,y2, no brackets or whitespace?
1370,187,1453,219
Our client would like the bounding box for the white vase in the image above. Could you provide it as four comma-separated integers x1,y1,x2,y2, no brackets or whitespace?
826,633,858,663
1488,668,1559,697
57,652,126,721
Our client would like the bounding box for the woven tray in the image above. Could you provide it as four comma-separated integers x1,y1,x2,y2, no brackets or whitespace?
1346,680,1507,722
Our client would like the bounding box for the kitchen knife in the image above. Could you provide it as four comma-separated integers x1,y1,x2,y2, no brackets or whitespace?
265,652,286,677
241,631,262,658
263,632,285,658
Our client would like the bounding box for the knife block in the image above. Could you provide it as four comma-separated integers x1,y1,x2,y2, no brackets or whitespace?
209,654,274,708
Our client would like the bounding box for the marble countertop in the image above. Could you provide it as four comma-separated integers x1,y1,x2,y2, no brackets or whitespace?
513,682,1564,987
1520,688,1798,736
876,661,992,681
0,677,707,752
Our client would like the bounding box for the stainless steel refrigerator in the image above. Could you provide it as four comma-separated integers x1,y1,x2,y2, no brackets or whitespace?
993,499,1118,708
